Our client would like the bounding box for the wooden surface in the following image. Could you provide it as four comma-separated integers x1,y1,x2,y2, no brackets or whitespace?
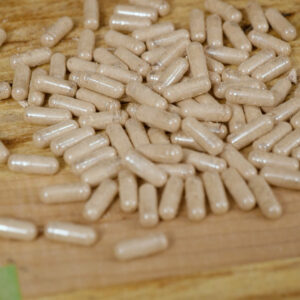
0,0,299,299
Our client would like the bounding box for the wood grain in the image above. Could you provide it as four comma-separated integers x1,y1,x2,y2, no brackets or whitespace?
0,0,299,299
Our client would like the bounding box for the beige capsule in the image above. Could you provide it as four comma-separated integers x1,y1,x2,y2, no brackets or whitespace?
206,56,224,74
77,29,95,61
28,68,47,106
249,150,299,170
114,46,150,77
206,14,223,47
142,47,166,65
50,53,66,79
105,30,145,56
0,217,37,241
228,104,246,133
248,175,282,219
129,0,170,16
265,8,297,41
159,175,184,220
247,30,291,56
204,122,228,139
84,0,99,30
125,118,150,148
33,120,78,148
132,22,174,41
24,107,72,125
106,123,133,158
196,93,220,106
0,141,9,163
190,9,206,43
244,106,262,123
238,49,275,75
158,163,195,179
49,94,95,117
209,71,221,85
139,183,158,227
12,64,31,101
41,17,74,47
245,1,269,33
93,48,128,69
109,14,151,32
8,154,59,175
64,133,109,165
182,117,224,155
168,103,182,116
114,233,168,261
252,122,292,152
0,28,6,47
221,168,256,211
290,111,300,128
0,82,11,100
187,42,209,78
273,129,300,156
50,127,95,156
204,0,242,23
292,147,300,160
40,183,91,204
251,56,291,83
122,149,167,187
67,57,98,73
205,46,249,65
221,68,252,82
79,111,128,130
118,169,138,213
202,171,229,215
170,131,203,151
114,4,157,22
45,221,97,246
148,128,170,144
72,146,117,175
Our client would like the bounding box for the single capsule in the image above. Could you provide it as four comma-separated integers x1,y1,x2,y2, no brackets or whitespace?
132,22,174,41
0,28,6,47
8,154,59,175
84,0,100,30
114,4,158,22
129,0,170,16
265,8,297,41
245,1,269,33
206,14,223,47
203,121,228,140
170,131,203,151
125,118,150,148
41,17,74,47
196,93,220,106
0,82,11,100
45,221,97,246
247,30,291,56
244,105,262,123
206,56,224,74
49,53,66,79
292,147,300,160
290,111,300,128
27,68,47,106
273,129,300,156
228,104,246,133
109,14,152,32
12,64,31,101
209,71,221,85
158,163,195,179
0,141,9,163
221,168,256,211
93,47,128,69
187,42,209,78
24,107,72,125
159,175,184,220
77,29,95,61
142,47,167,65
0,218,37,241
221,68,254,82
189,9,206,43
148,128,170,144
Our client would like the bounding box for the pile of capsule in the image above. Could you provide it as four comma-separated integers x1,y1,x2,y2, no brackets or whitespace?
0,0,299,261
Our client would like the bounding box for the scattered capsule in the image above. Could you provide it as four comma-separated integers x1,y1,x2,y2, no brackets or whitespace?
49,53,66,79
245,1,269,33
132,22,174,41
0,82,11,100
158,163,195,179
129,0,170,16
12,64,31,101
228,104,246,133
0,28,6,47
273,129,300,156
142,47,167,65
125,118,150,148
93,47,128,69
209,71,221,85
244,105,262,123
109,14,152,32
189,9,206,43
206,56,224,74
206,46,249,65
0,141,9,163
206,14,223,47
148,128,170,144
290,111,300,128
187,42,209,78
196,93,220,106
68,57,99,75
204,122,228,140
83,0,99,30
114,4,157,22
170,131,203,151
77,29,95,61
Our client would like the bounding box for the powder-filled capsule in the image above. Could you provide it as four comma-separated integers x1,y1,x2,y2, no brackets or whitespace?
158,163,195,179
206,46,249,65
132,22,174,41
206,14,223,47
228,104,246,133
189,9,206,43
93,47,128,69
67,57,99,73
0,82,11,100
50,53,66,79
187,42,209,78
245,1,269,33
129,0,170,16
273,129,300,156
114,4,157,22
77,29,95,61
28,68,47,106
84,0,100,30
12,64,31,101
148,128,170,144
109,14,152,32
125,118,150,148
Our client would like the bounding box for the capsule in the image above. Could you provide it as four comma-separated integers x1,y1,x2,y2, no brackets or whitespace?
0,218,37,241
238,50,276,75
83,0,99,30
205,46,249,65
109,14,151,32
170,131,203,151
27,68,46,106
245,1,268,33
129,0,170,16
132,22,174,41
24,107,72,125
50,127,95,156
187,42,209,78
221,68,252,82
142,47,167,65
227,115,274,150
77,29,95,61
45,221,97,246
50,53,66,79
0,28,6,47
265,8,297,41
292,147,300,160
196,93,220,106
291,111,300,128
0,82,11,100
206,14,223,47
189,9,205,43
206,56,224,74
93,48,128,69
227,104,245,133
182,117,224,155
205,122,228,139
114,46,150,77
148,128,170,144
79,111,128,129
41,17,74,47
253,122,292,152
114,4,157,22
12,64,31,101
209,71,221,85
244,105,262,123
158,163,195,179
273,129,300,156
0,141,9,163
247,30,291,56
125,118,150,148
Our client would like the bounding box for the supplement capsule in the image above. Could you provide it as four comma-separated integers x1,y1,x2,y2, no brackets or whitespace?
247,30,291,56
148,128,170,144
50,53,66,79
84,0,99,30
129,0,170,16
105,30,145,56
28,68,47,106
132,22,174,41
125,118,150,148
227,115,274,150
0,141,9,163
0,218,37,241
290,111,300,128
182,117,224,155
196,93,220,106
93,48,128,69
206,14,223,47
206,56,224,74
122,149,167,187
209,71,221,85
245,1,269,33
204,122,228,139
114,4,157,22
41,17,74,47
50,127,95,156
221,68,255,82
273,129,300,156
109,14,151,32
0,28,6,47
292,147,300,160
205,46,249,65
77,29,95,61
244,106,262,123
202,171,229,215
265,8,297,41
170,131,203,151
118,169,138,213
0,82,11,100
24,107,72,125
8,154,59,175
12,64,31,101
190,9,206,43
159,175,184,220
228,104,246,133
248,175,282,219
142,47,166,65
221,168,256,211
67,57,98,73
187,42,209,78
139,183,158,227
45,221,97,246
114,233,168,261
158,163,195,179
40,183,91,204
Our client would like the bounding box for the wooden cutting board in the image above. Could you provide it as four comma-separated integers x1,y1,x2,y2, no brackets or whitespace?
0,0,299,298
